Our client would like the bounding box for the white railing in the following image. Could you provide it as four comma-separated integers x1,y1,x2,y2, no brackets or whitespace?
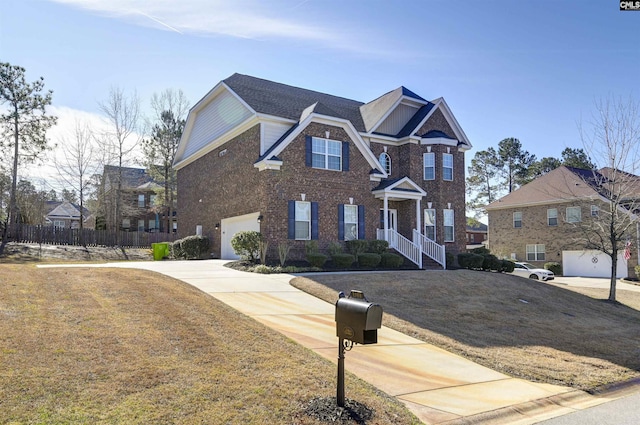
377,228,422,268
413,229,446,269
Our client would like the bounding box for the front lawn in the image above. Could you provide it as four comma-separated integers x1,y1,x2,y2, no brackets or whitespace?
292,270,640,392
0,265,418,424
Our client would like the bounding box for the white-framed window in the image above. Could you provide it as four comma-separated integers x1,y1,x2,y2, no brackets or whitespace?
547,208,557,226
513,211,522,228
443,153,453,181
443,209,454,242
591,205,599,217
566,206,581,223
53,220,65,228
379,152,391,175
150,194,157,206
138,219,145,232
138,194,145,208
312,137,341,171
295,201,311,240
149,219,157,231
122,218,130,229
526,244,546,261
423,153,435,180
344,204,358,241
424,209,436,240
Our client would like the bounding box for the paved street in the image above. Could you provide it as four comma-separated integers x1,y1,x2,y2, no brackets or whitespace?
538,392,640,425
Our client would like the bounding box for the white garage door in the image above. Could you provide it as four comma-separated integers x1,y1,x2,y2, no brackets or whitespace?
221,212,261,260
562,250,627,278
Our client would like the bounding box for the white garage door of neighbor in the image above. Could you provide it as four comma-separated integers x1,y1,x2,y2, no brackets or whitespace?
221,212,261,260
562,250,627,278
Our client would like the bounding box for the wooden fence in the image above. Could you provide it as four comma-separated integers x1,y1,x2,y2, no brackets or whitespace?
8,225,179,248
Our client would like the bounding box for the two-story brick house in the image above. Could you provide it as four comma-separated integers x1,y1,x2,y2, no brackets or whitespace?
485,165,639,278
174,74,472,267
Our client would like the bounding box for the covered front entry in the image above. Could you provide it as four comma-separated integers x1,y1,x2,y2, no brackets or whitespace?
221,212,261,259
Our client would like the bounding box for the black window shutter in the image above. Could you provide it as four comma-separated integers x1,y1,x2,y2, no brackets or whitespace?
288,200,295,239
342,141,350,171
305,136,312,167
311,202,319,240
358,205,365,240
338,204,345,241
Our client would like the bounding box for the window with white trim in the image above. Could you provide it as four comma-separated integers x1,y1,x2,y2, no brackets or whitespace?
424,209,436,240
566,206,581,223
443,153,453,181
138,219,145,232
526,244,546,261
547,208,557,226
138,194,145,208
149,220,157,231
423,153,435,180
513,211,522,228
150,194,157,206
295,201,311,240
379,152,391,175
344,205,358,241
53,220,65,228
591,205,599,217
312,137,341,171
443,209,454,242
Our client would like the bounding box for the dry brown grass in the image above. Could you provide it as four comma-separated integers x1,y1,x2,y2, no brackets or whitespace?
0,265,419,424
291,270,640,392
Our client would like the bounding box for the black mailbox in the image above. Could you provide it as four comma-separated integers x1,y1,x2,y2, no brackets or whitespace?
335,290,383,345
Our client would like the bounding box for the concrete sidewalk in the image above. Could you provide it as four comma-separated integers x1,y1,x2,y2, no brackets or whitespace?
39,260,630,424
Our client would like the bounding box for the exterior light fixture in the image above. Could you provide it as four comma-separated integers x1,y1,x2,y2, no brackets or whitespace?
257,215,264,223
215,223,220,230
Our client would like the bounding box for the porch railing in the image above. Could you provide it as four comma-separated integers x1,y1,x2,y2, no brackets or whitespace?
377,228,422,268
413,229,446,269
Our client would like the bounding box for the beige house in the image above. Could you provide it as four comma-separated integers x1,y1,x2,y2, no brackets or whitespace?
485,166,639,278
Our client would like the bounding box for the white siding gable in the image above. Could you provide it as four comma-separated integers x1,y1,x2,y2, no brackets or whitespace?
182,90,253,160
261,121,292,155
377,103,418,136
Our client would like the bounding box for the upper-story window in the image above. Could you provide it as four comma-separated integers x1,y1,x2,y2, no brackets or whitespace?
312,137,341,171
513,211,522,228
566,206,581,223
379,152,391,175
138,194,145,208
443,153,453,181
150,194,157,206
423,153,435,180
547,208,558,226
591,205,599,217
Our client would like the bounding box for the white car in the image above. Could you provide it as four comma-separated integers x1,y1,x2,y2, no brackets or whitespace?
511,262,554,281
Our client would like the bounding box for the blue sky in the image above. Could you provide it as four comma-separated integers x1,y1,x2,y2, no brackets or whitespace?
2,0,639,187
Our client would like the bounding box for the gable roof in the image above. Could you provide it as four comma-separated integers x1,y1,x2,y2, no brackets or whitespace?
103,165,159,190
466,221,488,232
45,201,90,220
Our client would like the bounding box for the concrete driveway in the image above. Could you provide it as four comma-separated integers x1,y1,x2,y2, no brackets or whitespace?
551,276,640,293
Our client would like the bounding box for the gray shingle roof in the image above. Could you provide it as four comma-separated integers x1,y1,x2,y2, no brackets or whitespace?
103,165,156,189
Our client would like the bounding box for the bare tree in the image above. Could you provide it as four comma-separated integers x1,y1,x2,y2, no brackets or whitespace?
577,95,640,302
143,89,188,233
98,87,141,241
54,119,101,244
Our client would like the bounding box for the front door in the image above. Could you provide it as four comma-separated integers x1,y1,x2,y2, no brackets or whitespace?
379,209,398,232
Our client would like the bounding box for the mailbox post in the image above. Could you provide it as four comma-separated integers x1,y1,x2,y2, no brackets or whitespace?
335,290,383,407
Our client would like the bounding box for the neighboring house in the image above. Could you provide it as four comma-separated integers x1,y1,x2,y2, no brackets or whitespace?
485,165,639,278
173,74,472,267
44,201,94,229
99,165,170,232
466,220,487,250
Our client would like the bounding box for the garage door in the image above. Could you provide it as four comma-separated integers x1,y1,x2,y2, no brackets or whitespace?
562,250,627,278
221,212,261,260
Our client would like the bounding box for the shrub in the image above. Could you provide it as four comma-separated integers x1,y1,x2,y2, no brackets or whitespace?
500,260,515,273
171,235,210,260
380,253,403,268
457,253,484,270
332,253,355,268
545,262,562,276
482,254,501,271
471,246,490,255
277,242,291,267
230,231,263,262
305,240,319,255
358,253,381,268
368,240,389,254
328,242,343,256
259,240,269,264
306,252,327,268
345,240,368,260
446,251,455,269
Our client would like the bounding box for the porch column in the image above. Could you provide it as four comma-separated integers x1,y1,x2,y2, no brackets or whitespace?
416,198,422,236
383,195,389,239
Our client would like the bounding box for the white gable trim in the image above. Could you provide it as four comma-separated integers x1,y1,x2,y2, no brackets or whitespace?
368,95,428,135
372,176,427,201
253,113,387,177
421,137,458,147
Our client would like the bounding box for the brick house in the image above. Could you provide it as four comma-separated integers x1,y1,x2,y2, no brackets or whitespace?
174,74,472,267
465,220,487,249
99,165,169,232
485,165,639,278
